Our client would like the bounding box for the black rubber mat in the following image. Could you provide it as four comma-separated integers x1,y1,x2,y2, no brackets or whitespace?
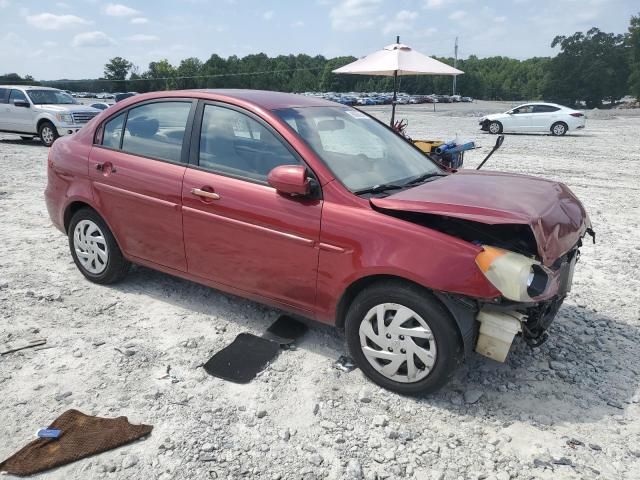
203,333,281,383
263,315,308,345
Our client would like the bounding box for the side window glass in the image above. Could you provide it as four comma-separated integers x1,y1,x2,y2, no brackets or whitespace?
199,105,299,181
0,88,8,104
102,112,126,149
121,102,191,163
9,89,27,103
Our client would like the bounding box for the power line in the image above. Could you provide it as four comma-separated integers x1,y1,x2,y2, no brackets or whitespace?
2,66,326,85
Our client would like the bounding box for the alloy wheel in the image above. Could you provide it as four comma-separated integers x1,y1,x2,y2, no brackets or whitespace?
358,303,437,383
41,126,55,145
73,219,109,274
552,123,566,135
489,122,501,134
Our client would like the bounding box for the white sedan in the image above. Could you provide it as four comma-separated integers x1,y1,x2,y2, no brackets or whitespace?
479,102,585,136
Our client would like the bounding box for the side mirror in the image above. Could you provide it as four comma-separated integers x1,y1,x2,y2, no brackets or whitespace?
14,100,30,108
268,165,310,196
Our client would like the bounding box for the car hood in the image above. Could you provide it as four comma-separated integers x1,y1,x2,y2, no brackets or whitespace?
370,170,591,266
34,104,99,113
480,113,508,121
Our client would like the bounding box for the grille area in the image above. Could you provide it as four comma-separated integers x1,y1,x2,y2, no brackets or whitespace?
71,111,99,124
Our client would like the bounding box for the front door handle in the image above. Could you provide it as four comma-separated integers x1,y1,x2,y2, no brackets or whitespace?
191,188,220,200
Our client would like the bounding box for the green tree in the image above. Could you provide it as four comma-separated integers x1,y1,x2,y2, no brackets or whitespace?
628,13,640,100
104,57,133,92
544,28,629,108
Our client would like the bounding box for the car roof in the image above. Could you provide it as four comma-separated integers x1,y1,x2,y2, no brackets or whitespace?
0,85,60,91
514,102,568,109
157,89,338,110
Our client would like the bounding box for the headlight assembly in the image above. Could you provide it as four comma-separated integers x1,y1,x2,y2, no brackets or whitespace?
475,245,549,302
56,113,74,124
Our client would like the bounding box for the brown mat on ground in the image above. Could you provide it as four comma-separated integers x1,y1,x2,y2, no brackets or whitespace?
0,409,152,476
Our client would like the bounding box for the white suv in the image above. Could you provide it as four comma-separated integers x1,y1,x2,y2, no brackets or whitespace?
0,85,101,146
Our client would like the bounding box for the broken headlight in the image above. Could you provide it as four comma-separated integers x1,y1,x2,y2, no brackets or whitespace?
475,246,549,302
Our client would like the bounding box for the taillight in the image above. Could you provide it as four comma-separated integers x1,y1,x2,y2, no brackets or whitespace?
570,113,584,117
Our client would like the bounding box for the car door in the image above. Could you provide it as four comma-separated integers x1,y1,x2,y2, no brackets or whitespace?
532,104,560,131
7,89,35,132
89,99,196,271
0,88,10,130
181,102,322,313
511,105,535,132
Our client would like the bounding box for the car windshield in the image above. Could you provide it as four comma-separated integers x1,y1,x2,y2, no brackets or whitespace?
275,106,442,193
27,90,77,105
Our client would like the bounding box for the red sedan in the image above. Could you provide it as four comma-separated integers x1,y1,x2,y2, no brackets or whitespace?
45,90,592,394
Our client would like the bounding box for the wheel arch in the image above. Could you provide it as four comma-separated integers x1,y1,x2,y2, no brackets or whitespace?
336,274,472,348
37,116,56,132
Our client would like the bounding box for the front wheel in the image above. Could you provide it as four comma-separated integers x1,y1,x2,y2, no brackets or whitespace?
344,281,462,395
38,121,59,147
488,121,502,134
68,208,130,284
551,122,567,136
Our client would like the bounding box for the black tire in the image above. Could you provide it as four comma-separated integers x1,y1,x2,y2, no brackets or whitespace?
344,280,463,395
488,121,503,134
550,122,567,136
68,208,130,284
20,136,34,141
38,121,59,147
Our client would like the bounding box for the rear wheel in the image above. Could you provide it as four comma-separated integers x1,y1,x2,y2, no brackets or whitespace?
38,121,58,147
551,122,567,136
68,208,130,284
344,281,462,395
488,121,502,134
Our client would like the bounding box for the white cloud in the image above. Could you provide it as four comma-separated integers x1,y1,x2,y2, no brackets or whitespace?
291,20,305,28
43,40,58,47
424,0,446,8
449,10,466,20
26,13,91,30
495,15,507,23
72,31,115,47
330,0,381,32
383,10,418,35
0,0,10,7
130,17,148,24
104,3,140,17
126,34,159,42
262,10,274,20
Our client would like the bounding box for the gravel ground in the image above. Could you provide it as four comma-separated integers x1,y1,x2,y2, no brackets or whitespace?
1,101,639,480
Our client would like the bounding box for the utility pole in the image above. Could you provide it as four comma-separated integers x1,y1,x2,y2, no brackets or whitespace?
453,36,458,96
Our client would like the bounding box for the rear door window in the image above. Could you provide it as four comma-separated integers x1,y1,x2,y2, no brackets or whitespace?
0,88,8,104
120,101,192,163
102,112,126,149
533,105,560,113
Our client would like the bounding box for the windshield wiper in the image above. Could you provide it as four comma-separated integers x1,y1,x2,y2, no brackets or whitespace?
354,183,404,196
403,172,446,187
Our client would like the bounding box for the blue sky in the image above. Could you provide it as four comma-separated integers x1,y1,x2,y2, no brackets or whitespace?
1,0,637,80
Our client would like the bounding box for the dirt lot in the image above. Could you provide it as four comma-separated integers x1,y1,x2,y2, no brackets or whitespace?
1,102,639,480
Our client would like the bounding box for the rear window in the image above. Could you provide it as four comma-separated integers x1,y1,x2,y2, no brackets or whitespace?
0,88,8,104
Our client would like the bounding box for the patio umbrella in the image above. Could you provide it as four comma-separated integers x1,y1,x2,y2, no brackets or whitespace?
333,36,463,125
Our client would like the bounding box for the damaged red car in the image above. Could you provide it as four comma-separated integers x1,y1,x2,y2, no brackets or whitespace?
45,90,593,394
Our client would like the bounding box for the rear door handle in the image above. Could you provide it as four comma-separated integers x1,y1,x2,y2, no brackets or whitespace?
191,188,220,200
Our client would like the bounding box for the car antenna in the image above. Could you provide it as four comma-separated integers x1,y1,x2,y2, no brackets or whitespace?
476,135,504,170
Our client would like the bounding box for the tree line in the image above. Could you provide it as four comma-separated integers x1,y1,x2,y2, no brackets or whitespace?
3,13,639,108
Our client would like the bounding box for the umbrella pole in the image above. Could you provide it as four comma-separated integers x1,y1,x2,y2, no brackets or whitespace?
390,70,398,127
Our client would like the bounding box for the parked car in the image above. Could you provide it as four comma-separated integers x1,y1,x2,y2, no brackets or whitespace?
45,90,592,394
0,85,101,146
479,102,585,136
90,102,110,111
115,92,137,103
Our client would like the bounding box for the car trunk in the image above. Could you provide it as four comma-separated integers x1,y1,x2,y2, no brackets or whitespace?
370,170,591,266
